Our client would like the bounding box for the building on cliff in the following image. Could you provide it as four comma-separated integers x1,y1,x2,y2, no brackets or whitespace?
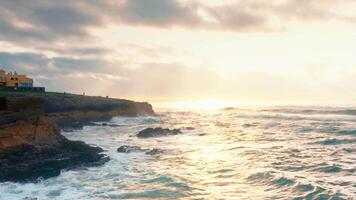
0,69,45,92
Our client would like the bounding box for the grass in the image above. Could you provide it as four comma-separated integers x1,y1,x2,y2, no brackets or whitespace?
0,86,62,96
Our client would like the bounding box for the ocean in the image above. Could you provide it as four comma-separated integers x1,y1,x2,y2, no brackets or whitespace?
0,106,355,199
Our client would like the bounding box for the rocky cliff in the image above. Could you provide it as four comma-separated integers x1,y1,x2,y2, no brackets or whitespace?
0,92,154,182
1,92,154,129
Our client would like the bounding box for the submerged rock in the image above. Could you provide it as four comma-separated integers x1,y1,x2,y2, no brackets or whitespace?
145,148,164,155
117,145,164,155
117,145,143,153
137,128,182,138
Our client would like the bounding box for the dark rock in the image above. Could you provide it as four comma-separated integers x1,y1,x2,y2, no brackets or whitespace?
137,128,182,138
0,139,109,183
146,148,164,155
117,145,143,153
117,145,163,155
0,96,109,183
0,92,155,130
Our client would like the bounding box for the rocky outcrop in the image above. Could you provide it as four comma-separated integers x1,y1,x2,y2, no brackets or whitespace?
117,145,163,155
137,128,182,138
117,145,143,153
0,139,108,182
0,92,155,129
0,96,109,182
0,92,155,182
0,116,64,152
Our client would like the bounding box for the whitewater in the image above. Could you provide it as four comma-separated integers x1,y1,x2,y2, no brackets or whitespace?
0,106,355,199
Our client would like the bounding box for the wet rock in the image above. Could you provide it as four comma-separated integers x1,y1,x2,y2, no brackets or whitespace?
137,128,182,138
0,96,109,183
117,145,143,153
0,139,109,183
145,148,164,155
117,145,164,155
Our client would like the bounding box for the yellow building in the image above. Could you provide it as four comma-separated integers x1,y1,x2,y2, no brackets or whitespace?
0,70,33,88
0,70,6,86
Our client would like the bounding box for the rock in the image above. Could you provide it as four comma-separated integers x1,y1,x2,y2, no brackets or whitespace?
0,116,65,152
117,145,163,155
0,139,109,182
137,128,182,138
0,96,109,182
117,145,143,153
1,92,155,130
146,148,164,155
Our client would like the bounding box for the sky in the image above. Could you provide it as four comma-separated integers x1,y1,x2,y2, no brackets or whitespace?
0,0,356,108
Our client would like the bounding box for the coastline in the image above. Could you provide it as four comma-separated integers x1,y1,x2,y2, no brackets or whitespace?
0,91,155,182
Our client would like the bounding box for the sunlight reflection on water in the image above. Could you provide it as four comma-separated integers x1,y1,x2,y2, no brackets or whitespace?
0,107,355,199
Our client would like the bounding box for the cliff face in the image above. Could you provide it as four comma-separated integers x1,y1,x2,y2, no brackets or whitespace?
0,92,154,182
0,95,109,182
0,96,63,152
0,116,64,153
1,92,155,129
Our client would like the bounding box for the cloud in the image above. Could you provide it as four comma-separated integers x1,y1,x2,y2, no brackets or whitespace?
1,0,355,45
0,0,106,43
118,0,202,27
0,51,224,97
206,3,268,31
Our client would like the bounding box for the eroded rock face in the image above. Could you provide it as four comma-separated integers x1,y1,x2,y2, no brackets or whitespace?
1,92,155,130
137,128,182,138
0,139,108,182
0,116,64,152
0,96,109,182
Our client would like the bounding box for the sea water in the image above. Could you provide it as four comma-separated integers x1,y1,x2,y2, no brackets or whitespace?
0,106,355,199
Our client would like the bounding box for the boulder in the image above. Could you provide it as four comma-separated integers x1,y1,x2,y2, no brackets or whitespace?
117,145,143,153
137,128,182,138
117,145,164,155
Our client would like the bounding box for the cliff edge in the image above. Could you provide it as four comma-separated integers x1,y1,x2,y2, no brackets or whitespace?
0,92,154,182
1,92,155,129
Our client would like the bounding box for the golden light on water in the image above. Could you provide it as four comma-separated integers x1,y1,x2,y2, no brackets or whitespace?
154,100,242,111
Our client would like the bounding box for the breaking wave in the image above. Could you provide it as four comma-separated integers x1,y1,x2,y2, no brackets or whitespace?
1,106,355,199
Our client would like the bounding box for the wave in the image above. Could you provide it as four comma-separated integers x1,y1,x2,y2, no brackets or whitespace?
314,165,343,173
222,106,356,116
263,108,356,116
313,138,356,145
245,171,348,199
337,130,356,135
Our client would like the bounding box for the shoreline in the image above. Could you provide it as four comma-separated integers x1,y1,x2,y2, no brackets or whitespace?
0,91,155,182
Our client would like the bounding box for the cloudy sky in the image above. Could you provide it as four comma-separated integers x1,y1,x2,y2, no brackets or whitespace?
1,0,356,107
